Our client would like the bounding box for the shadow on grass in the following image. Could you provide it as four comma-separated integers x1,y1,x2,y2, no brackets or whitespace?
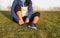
0,11,13,21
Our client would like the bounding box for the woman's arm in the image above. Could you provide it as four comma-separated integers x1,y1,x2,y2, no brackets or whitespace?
11,0,19,22
25,1,33,23
27,1,33,19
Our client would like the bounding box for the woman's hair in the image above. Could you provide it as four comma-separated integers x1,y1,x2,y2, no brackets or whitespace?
26,0,31,6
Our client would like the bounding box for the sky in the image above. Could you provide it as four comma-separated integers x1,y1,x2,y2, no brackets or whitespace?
0,0,60,10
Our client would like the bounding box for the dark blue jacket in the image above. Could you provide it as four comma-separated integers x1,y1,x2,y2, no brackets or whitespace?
11,0,33,22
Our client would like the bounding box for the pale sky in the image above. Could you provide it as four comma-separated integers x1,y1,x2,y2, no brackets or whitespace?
0,0,60,10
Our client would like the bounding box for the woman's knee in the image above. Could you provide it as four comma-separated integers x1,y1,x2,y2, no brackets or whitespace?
15,4,21,13
34,12,40,17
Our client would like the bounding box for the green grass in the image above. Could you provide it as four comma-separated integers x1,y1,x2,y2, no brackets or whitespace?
0,11,60,38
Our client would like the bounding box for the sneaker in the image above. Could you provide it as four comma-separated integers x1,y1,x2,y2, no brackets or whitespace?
28,23,37,30
20,23,28,28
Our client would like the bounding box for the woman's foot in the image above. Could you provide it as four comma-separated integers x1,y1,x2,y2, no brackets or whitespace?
20,23,28,28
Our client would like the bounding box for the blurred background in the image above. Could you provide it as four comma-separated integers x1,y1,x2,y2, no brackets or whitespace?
0,0,60,11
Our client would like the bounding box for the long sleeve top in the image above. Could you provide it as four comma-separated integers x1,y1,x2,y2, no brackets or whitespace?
11,0,33,22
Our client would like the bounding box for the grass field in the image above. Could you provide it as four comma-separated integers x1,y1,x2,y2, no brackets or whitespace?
0,11,60,38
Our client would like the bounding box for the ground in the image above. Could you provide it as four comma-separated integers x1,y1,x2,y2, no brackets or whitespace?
0,11,60,38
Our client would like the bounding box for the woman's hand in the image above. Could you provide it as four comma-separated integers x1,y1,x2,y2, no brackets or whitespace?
25,18,29,23
19,20,24,25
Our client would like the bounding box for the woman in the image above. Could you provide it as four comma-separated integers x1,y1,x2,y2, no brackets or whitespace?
11,0,40,29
